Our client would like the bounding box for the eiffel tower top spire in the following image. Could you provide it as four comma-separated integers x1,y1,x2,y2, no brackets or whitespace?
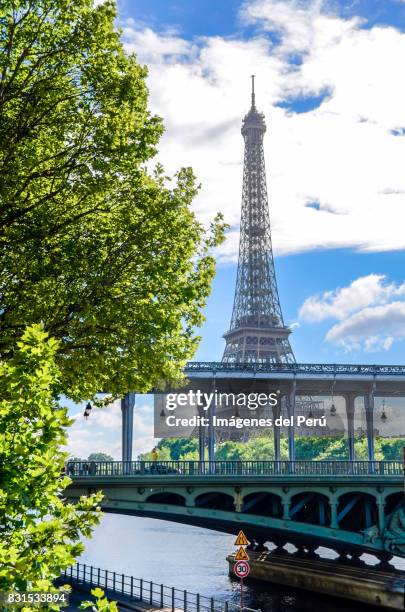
251,74,256,109
222,79,295,363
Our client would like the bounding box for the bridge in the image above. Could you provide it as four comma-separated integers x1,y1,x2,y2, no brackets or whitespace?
120,361,405,466
65,459,405,563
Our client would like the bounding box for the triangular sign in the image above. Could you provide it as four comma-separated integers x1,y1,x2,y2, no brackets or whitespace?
234,530,249,546
235,546,249,561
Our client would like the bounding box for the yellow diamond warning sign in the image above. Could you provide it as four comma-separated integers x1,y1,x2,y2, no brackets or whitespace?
234,530,249,546
235,546,249,561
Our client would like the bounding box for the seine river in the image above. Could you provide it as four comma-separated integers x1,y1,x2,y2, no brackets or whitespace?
78,514,403,611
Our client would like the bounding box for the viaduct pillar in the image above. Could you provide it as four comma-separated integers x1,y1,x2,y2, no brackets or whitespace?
121,392,135,462
287,382,296,462
345,394,356,461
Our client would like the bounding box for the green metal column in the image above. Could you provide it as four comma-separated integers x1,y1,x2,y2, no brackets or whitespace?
198,409,205,464
364,391,375,463
377,498,385,534
288,382,296,462
208,374,216,469
121,392,135,462
345,394,356,461
273,397,281,462
330,500,338,529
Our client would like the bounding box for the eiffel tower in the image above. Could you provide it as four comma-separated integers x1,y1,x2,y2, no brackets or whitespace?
223,77,295,363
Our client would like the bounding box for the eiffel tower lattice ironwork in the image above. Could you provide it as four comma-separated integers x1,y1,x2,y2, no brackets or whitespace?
223,77,295,364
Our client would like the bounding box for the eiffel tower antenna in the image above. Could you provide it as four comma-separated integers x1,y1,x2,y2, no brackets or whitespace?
251,74,256,108
222,78,295,363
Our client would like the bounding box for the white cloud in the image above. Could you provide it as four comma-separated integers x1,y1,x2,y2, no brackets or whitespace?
123,27,195,63
299,275,405,352
120,1,405,259
299,274,405,321
240,0,361,55
326,301,405,350
364,335,394,352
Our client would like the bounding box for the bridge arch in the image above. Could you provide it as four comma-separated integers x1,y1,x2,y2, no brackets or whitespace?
290,492,331,526
146,492,186,506
384,492,405,517
337,491,377,532
194,492,235,512
242,492,283,518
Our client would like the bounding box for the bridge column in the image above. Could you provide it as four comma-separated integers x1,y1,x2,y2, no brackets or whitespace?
272,397,281,464
198,415,205,464
121,392,135,462
282,499,290,520
364,391,375,465
208,403,216,463
287,382,296,463
330,500,338,529
207,376,216,471
345,394,356,461
377,498,385,534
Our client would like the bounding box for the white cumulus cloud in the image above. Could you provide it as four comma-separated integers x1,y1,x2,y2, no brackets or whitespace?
299,275,405,352
299,274,405,321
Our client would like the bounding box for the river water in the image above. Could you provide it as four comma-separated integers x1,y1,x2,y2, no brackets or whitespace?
78,514,403,611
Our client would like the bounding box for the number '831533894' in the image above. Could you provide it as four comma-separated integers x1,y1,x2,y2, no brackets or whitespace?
0,591,69,607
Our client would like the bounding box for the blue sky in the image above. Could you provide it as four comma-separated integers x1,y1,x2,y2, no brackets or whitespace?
115,0,405,365
117,0,405,37
68,0,405,458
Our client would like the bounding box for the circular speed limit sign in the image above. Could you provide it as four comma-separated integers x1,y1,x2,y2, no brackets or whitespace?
234,560,250,578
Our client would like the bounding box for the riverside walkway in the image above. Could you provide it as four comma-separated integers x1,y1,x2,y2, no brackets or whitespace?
62,563,258,612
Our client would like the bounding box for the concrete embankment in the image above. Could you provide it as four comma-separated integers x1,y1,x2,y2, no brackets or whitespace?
227,552,405,610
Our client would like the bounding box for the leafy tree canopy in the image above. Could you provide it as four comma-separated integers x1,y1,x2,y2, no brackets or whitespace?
0,0,225,402
87,452,114,462
143,435,405,462
0,324,102,596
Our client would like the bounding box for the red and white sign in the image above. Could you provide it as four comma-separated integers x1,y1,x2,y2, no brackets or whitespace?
234,560,250,579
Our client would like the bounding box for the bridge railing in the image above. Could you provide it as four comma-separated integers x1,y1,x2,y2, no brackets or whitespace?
185,361,405,376
65,459,404,478
61,563,259,612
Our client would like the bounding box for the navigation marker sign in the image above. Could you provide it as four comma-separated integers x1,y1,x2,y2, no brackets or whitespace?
234,530,249,546
235,546,249,561
234,560,250,579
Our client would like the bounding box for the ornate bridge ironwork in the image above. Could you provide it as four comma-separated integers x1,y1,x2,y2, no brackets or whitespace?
185,362,405,377
66,459,403,478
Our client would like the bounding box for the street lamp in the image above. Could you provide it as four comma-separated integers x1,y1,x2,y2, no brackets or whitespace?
83,402,92,419
380,399,388,422
330,378,336,415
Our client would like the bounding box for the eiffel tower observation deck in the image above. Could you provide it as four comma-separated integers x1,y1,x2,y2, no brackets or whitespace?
223,77,295,364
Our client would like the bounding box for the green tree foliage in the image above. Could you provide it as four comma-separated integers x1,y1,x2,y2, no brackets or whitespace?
0,0,225,402
0,325,102,600
144,435,405,461
87,453,114,462
80,587,118,611
139,439,199,461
